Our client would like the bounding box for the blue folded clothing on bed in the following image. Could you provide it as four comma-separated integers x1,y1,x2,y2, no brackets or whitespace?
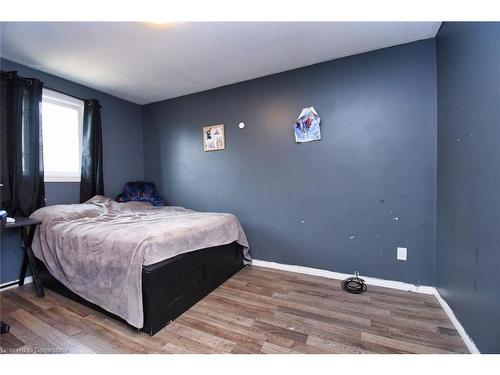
116,181,166,206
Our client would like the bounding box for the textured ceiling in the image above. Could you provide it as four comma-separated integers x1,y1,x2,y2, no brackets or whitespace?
0,22,441,104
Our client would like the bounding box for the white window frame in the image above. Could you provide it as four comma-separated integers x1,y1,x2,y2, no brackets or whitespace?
42,88,84,183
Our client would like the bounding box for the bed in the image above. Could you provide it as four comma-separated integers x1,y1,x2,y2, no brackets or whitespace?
30,196,250,335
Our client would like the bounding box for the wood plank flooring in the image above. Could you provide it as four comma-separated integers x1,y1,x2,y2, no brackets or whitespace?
0,266,469,354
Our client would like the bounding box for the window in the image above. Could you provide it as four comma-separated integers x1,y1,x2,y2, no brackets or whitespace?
42,89,84,182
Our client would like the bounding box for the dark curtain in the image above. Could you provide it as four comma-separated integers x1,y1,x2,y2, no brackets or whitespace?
80,99,104,203
0,71,45,217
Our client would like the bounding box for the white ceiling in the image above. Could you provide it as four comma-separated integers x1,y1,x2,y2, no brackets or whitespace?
0,22,441,105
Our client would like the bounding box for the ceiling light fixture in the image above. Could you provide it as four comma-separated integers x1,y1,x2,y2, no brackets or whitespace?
146,21,177,27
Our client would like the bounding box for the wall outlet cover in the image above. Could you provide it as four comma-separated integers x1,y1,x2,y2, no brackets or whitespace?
397,247,407,261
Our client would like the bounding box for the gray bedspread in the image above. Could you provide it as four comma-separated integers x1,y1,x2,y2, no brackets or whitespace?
30,196,250,328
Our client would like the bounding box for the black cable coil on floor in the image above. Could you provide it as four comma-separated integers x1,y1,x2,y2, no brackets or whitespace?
341,272,367,294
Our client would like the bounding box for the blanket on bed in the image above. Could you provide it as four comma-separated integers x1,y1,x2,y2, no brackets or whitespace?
30,196,250,328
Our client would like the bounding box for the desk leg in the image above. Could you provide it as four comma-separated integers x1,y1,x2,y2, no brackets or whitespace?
21,225,45,298
0,321,10,334
19,252,29,286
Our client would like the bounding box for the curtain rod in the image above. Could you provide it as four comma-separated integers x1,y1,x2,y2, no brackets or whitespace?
1,70,33,84
1,70,86,103
44,86,86,103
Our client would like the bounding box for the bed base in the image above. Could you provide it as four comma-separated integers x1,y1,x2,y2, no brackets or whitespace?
35,241,244,335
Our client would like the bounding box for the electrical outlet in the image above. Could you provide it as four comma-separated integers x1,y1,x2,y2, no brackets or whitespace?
397,247,407,261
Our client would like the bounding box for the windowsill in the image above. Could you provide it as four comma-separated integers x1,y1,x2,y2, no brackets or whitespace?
44,176,81,183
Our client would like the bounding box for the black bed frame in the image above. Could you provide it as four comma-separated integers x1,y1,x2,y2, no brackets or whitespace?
35,241,244,335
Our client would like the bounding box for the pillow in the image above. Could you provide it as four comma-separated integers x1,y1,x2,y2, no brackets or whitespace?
116,181,166,207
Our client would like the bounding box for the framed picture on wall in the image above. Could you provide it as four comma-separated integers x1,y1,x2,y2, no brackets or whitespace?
203,124,225,151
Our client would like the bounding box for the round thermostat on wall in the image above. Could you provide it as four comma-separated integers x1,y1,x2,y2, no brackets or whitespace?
238,122,245,129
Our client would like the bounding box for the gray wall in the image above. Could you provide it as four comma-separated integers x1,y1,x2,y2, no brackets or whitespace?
143,39,437,285
436,22,500,353
0,58,144,283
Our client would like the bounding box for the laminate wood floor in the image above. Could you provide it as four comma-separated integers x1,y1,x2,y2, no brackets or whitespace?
0,266,468,354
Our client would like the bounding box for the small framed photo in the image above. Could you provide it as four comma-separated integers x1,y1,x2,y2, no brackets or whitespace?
203,124,225,151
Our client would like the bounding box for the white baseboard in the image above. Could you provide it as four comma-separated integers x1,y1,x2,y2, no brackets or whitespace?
251,259,480,354
0,276,33,291
432,289,480,354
